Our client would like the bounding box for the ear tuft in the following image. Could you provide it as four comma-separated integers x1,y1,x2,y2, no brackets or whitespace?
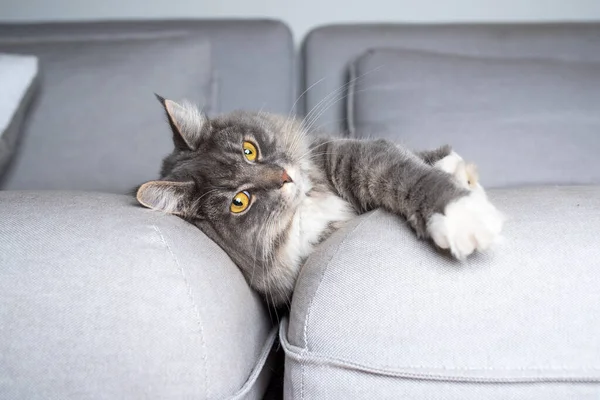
154,92,167,105
155,95,208,151
465,163,479,187
136,180,195,216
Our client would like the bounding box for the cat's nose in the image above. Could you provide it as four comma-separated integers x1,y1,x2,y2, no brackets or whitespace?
281,170,293,186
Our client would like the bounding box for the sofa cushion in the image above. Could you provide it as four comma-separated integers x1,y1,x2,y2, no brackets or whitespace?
0,34,216,193
348,48,600,187
0,191,275,399
283,186,600,399
0,53,38,177
0,19,294,116
302,23,600,132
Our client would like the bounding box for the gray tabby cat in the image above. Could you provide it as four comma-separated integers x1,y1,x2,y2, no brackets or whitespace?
137,96,504,307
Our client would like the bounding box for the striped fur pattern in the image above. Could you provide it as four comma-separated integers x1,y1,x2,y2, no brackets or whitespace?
137,98,504,307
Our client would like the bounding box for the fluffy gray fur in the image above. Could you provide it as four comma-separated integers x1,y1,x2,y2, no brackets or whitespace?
137,97,475,308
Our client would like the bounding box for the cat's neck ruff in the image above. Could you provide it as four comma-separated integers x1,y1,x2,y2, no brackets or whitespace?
279,187,356,278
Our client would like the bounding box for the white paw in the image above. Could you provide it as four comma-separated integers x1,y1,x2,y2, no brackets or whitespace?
427,191,505,260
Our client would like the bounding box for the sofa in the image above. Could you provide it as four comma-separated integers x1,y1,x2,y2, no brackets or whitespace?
1,19,599,399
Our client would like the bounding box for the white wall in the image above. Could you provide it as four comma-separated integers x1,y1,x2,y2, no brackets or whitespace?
2,0,600,42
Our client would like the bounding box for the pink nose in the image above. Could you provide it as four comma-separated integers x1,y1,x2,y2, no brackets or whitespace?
281,170,293,185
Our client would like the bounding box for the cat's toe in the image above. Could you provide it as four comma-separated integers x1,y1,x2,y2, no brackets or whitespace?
427,191,504,259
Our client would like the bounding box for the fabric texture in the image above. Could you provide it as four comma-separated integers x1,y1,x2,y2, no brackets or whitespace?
0,20,294,192
0,35,214,193
0,53,38,176
0,191,275,400
284,186,600,399
302,23,600,132
0,19,294,115
348,48,600,187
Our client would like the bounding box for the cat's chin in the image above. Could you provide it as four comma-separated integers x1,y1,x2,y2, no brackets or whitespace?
281,181,302,205
282,166,305,197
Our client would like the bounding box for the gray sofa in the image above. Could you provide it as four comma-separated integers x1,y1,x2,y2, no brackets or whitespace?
1,20,599,399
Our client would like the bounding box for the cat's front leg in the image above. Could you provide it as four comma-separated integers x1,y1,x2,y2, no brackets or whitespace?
315,138,504,259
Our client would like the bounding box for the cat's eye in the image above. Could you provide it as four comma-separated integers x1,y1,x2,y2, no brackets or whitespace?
243,141,258,161
230,190,251,213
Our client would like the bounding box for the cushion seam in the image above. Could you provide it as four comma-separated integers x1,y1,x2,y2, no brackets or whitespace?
280,324,600,383
0,31,195,45
153,224,209,398
0,58,39,178
353,46,600,67
346,55,358,138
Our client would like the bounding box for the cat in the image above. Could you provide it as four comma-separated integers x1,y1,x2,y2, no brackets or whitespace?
136,96,504,308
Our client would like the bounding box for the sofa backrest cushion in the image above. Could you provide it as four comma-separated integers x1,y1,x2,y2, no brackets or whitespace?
302,23,600,134
348,48,600,187
0,53,38,179
0,20,294,192
1,35,213,192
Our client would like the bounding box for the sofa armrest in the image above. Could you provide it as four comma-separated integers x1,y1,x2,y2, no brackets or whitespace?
284,186,600,399
0,191,275,399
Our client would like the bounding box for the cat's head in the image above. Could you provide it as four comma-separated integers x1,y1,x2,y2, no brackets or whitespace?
136,96,310,288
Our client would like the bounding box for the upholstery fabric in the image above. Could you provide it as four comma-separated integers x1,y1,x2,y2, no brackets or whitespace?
0,19,294,192
302,23,600,132
0,53,38,176
348,48,600,187
0,35,214,193
0,19,294,115
284,186,600,399
0,191,275,400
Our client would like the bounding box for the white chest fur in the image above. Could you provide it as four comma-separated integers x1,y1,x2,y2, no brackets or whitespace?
281,191,356,268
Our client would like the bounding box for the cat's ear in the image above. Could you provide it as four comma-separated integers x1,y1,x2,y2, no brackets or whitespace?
136,180,196,216
155,94,209,151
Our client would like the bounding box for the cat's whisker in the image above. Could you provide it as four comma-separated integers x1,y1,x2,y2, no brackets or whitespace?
289,129,309,156
297,138,351,162
256,211,278,321
301,66,381,134
263,212,282,321
300,72,365,130
302,84,348,133
284,77,327,136
250,226,263,284
302,91,348,133
306,151,344,160
289,77,326,118
252,209,274,285
303,87,371,134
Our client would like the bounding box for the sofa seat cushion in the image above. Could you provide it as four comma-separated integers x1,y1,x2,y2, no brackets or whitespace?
348,48,600,187
0,34,216,193
0,191,275,400
283,186,600,399
0,53,38,176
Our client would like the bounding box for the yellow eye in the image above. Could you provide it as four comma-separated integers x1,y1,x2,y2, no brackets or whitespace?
230,191,251,213
243,141,258,161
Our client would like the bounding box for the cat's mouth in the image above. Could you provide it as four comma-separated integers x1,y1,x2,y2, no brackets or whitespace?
280,166,305,204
